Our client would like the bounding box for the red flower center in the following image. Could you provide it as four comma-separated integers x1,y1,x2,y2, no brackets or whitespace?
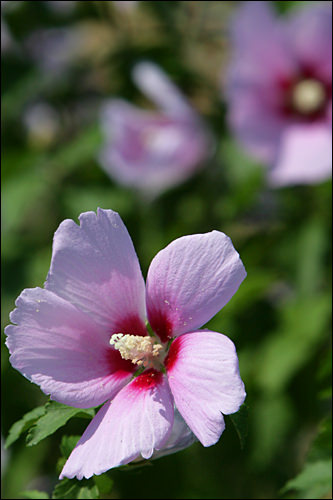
277,65,331,121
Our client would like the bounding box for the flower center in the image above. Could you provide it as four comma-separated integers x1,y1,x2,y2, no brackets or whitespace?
291,78,326,115
110,333,163,368
143,125,183,156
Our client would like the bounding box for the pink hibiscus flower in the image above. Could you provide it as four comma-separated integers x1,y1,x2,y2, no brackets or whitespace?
99,62,215,196
5,208,246,479
225,1,332,186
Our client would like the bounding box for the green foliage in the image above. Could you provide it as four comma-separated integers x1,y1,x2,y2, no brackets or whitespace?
93,474,114,495
26,402,95,447
60,435,81,459
51,435,114,499
281,402,332,498
281,459,332,499
307,418,332,463
21,490,50,499
254,294,331,394
5,405,46,448
52,479,99,500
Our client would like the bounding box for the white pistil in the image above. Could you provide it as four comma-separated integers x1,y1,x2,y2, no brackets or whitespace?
292,78,325,114
110,333,163,368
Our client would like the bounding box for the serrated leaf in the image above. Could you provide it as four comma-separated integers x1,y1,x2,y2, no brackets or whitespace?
52,478,99,500
60,435,81,459
281,459,332,499
229,404,248,450
5,405,46,448
26,402,95,447
21,490,50,499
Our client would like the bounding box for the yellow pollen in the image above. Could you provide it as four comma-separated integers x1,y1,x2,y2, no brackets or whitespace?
292,79,325,114
110,333,163,367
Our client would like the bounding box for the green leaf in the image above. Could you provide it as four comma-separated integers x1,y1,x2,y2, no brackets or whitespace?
281,459,332,499
26,402,95,447
254,294,332,393
60,435,81,459
93,474,114,495
229,404,248,450
5,405,46,448
307,418,332,463
21,490,50,499
52,478,99,500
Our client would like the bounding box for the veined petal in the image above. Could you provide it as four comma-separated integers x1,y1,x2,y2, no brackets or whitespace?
143,407,197,462
165,331,246,447
45,208,147,334
146,231,246,341
5,288,134,408
60,370,174,479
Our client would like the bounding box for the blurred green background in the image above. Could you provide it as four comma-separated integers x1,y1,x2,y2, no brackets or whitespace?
1,1,332,499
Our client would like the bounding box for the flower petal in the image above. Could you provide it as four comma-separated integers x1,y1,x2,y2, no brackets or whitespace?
228,1,294,79
132,61,195,119
146,231,246,341
225,1,294,165
288,4,332,81
5,287,134,408
99,100,212,196
45,208,147,334
142,407,197,462
165,331,246,447
269,123,332,186
60,370,174,479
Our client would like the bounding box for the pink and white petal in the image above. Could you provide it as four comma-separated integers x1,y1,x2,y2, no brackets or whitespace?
100,117,212,196
45,208,147,334
100,99,140,142
143,407,197,462
60,370,174,479
146,232,246,341
269,123,332,187
132,61,196,119
100,99,213,195
165,331,246,447
5,287,134,408
287,4,332,81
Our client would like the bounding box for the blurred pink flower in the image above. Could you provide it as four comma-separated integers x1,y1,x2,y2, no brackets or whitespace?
5,208,246,479
225,1,332,187
99,62,215,196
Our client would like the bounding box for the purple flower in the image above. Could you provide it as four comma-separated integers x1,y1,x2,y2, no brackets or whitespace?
225,1,332,186
5,208,246,479
99,62,215,196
